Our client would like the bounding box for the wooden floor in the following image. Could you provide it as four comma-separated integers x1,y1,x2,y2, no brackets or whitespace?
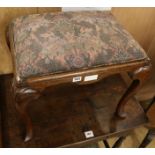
0,74,148,147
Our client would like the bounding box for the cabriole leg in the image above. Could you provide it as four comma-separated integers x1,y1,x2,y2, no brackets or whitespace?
116,64,151,118
14,88,40,142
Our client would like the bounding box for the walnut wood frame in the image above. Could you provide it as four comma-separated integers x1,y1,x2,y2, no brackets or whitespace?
11,57,151,142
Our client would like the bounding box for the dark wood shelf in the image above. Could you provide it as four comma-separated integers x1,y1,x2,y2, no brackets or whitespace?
1,74,147,147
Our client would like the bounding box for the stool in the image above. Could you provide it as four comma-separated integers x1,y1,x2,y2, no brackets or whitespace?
8,11,151,142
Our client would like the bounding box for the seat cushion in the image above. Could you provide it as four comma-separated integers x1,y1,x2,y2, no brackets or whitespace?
9,11,147,82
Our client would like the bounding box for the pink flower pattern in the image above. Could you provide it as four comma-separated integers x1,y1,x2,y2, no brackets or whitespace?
9,11,147,82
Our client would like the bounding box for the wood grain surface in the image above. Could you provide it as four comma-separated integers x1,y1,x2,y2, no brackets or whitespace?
112,8,155,52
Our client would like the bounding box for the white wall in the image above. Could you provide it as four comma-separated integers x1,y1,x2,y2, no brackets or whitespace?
62,7,111,12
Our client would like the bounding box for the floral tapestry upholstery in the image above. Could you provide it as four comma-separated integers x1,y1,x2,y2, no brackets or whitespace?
9,11,147,82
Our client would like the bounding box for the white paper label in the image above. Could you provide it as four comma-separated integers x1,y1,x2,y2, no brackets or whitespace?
84,75,98,82
72,76,82,82
84,130,94,138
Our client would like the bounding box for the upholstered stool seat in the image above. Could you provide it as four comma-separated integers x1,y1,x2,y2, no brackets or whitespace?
8,11,151,143
9,11,147,82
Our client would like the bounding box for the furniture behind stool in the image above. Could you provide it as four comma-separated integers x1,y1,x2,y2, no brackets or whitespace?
7,11,151,143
